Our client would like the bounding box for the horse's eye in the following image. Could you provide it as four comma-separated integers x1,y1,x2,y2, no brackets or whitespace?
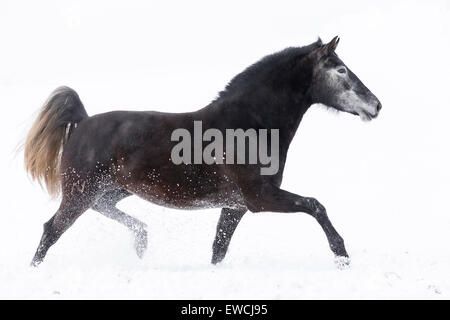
337,67,347,74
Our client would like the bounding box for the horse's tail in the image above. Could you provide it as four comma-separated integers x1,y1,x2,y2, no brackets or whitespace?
24,86,88,197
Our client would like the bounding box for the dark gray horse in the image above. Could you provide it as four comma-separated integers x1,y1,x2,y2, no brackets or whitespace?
24,36,381,266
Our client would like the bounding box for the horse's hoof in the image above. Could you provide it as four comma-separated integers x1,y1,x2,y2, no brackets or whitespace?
211,251,226,265
134,228,148,259
30,259,41,268
334,255,351,270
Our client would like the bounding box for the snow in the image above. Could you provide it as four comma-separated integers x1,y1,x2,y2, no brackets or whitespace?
1,0,450,299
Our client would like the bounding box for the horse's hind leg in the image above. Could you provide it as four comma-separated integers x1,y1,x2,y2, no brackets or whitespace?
211,207,247,264
92,189,148,258
31,196,93,267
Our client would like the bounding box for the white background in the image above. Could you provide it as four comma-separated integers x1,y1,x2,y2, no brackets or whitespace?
1,0,449,299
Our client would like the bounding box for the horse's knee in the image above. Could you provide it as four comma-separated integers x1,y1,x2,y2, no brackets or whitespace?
301,197,327,218
304,197,324,210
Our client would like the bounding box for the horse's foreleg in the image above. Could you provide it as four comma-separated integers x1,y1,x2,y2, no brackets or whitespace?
92,189,147,258
211,207,247,264
244,184,349,265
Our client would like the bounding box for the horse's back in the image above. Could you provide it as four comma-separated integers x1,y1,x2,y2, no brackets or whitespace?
60,110,166,173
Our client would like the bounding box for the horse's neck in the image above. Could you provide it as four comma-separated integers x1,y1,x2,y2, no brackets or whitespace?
277,101,310,144
200,97,311,153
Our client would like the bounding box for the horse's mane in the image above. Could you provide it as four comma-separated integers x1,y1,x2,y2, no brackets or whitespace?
216,38,323,102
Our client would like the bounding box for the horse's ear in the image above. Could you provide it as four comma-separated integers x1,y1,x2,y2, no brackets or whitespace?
309,36,340,61
328,36,340,52
317,37,323,46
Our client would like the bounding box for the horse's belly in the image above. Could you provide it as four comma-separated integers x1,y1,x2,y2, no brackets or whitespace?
115,160,245,210
124,177,245,210
130,186,244,210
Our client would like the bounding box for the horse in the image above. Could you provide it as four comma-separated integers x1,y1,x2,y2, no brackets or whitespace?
24,36,381,267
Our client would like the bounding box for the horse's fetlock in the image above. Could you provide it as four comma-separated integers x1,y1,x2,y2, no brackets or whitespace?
333,235,344,247
330,235,348,257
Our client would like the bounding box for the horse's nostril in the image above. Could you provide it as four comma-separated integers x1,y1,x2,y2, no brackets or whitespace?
376,102,382,112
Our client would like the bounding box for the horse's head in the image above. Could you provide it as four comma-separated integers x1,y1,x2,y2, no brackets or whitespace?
309,36,381,121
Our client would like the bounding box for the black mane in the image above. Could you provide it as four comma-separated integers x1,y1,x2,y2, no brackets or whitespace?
216,39,323,102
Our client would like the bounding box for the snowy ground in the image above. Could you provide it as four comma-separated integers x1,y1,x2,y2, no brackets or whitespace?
1,0,450,299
